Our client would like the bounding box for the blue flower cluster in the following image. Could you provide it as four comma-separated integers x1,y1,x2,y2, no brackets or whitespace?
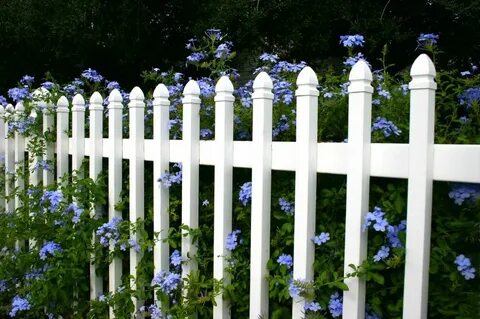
0,279,7,292
344,52,369,67
7,87,31,103
454,255,476,280
239,182,252,206
20,75,35,86
151,270,182,295
40,190,63,212
312,232,330,246
96,216,122,248
373,245,390,262
226,229,242,251
65,203,83,224
372,117,402,137
288,278,307,298
304,301,321,312
448,183,480,205
33,160,51,172
417,33,439,45
141,303,172,319
363,207,389,232
39,241,62,260
170,249,182,266
7,117,35,134
278,197,294,215
277,254,293,269
339,34,365,48
328,291,343,317
9,295,31,317
41,81,55,90
81,68,104,82
158,163,183,188
458,87,480,109
272,114,290,137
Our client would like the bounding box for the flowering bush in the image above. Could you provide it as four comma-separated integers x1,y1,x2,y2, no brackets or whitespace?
0,29,478,318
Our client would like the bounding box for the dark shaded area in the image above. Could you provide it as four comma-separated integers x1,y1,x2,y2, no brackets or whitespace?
0,0,479,92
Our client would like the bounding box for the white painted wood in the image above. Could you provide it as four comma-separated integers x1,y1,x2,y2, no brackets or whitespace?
72,94,86,175
292,67,319,317
0,105,4,211
30,91,44,186
249,72,273,319
42,100,55,186
152,84,170,298
56,96,70,182
181,80,201,279
128,86,145,315
403,54,437,319
343,60,373,319
107,89,123,308
432,145,480,182
89,92,104,300
14,102,25,210
4,104,14,215
213,76,234,319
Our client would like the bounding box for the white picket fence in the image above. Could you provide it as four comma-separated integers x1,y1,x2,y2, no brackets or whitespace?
1,53,479,319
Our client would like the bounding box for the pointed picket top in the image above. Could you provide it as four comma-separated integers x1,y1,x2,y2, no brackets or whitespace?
29,108,38,119
57,96,69,113
182,80,201,105
89,92,104,110
153,83,169,99
15,102,25,112
410,54,437,90
215,76,234,93
0,105,4,115
108,89,123,109
32,87,50,100
72,94,85,111
296,67,319,97
129,86,145,108
253,71,273,90
348,60,373,94
5,104,14,113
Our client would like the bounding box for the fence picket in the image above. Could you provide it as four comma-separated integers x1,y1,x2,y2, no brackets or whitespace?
0,106,4,211
72,94,85,175
403,54,437,319
43,99,54,186
343,60,373,318
249,72,273,319
152,84,170,290
89,92,104,300
213,76,234,319
128,86,145,314
4,104,14,215
14,102,25,249
181,80,200,279
107,89,124,308
56,96,69,181
292,67,319,317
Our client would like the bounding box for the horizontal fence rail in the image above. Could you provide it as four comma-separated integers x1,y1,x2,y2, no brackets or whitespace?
1,53,479,319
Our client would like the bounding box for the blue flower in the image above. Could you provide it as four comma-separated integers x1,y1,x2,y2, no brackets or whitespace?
186,52,207,63
200,128,213,139
96,217,122,248
272,115,290,137
158,164,183,188
128,239,141,253
344,52,369,67
0,95,7,106
205,28,222,40
377,87,391,99
236,82,253,108
372,117,401,138
151,270,182,295
41,190,63,212
278,197,294,215
458,87,480,109
170,249,182,266
328,292,343,317
277,254,293,269
41,81,55,90
288,278,306,298
305,301,322,312
9,295,31,317
417,33,439,45
226,229,241,251
20,75,35,86
65,203,83,224
454,254,476,280
0,279,7,292
106,81,120,91
214,42,233,59
363,207,390,232
239,182,252,206
39,241,62,260
312,232,330,246
81,68,104,82
185,38,196,50
339,34,365,48
8,87,31,103
34,160,51,172
386,220,406,248
373,245,390,262
448,184,480,205
259,53,279,63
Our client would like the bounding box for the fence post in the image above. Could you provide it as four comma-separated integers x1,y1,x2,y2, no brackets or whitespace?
343,60,373,319
0,105,4,211
56,96,70,181
181,80,201,279
30,90,45,186
42,92,54,185
89,92,104,300
72,94,85,175
107,89,124,311
213,76,234,319
4,104,14,215
403,54,436,319
249,71,273,319
128,86,145,315
153,84,170,298
292,67,319,317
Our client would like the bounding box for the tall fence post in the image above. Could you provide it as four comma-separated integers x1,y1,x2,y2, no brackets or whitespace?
181,80,201,280
343,60,373,318
42,92,54,185
0,105,4,211
71,94,85,175
89,92,104,300
213,76,234,319
56,96,69,181
4,104,14,215
153,84,170,300
249,71,273,319
128,86,145,315
107,89,124,313
292,67,319,317
403,54,436,319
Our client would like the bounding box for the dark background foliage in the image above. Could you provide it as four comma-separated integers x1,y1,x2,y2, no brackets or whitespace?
0,0,479,91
